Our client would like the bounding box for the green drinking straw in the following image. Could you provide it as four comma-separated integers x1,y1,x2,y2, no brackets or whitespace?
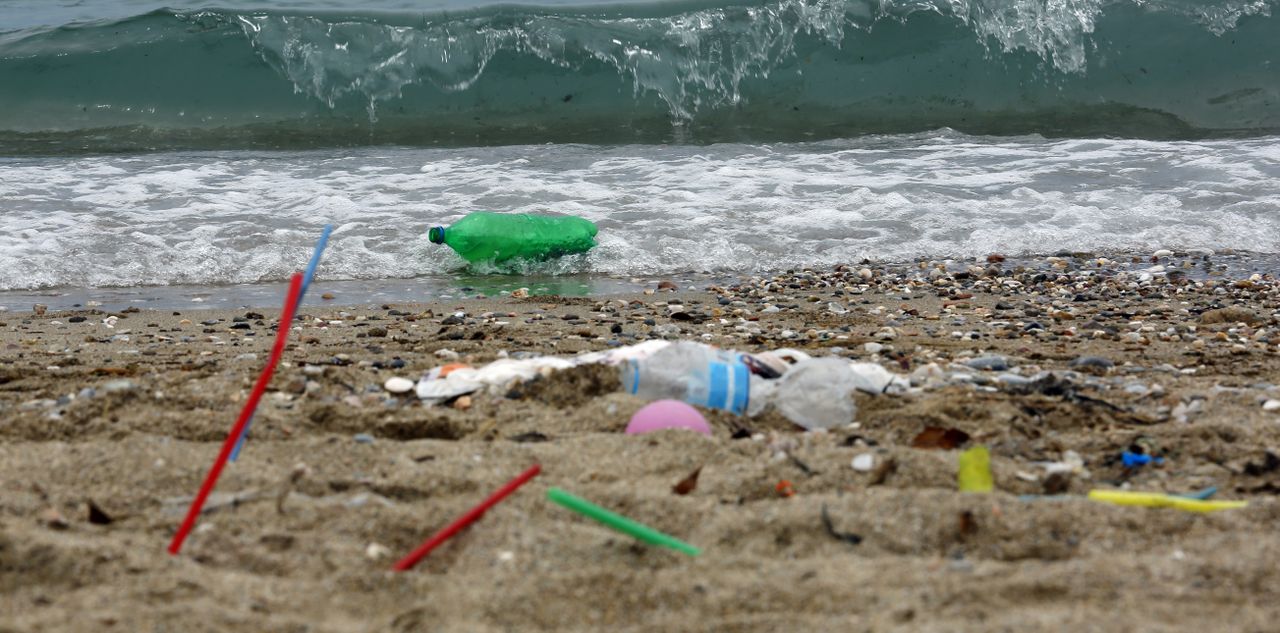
546,488,701,557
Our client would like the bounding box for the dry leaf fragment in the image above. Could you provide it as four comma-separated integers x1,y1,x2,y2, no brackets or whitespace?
673,467,702,495
87,500,113,525
910,426,971,450
820,505,862,546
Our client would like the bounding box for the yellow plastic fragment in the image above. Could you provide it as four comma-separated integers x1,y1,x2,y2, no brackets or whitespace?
958,446,993,493
1087,490,1247,513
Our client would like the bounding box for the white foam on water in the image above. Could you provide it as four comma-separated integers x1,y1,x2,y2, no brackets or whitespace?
0,131,1278,290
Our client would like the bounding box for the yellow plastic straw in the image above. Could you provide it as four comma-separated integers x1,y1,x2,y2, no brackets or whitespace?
1088,490,1247,513
958,446,993,493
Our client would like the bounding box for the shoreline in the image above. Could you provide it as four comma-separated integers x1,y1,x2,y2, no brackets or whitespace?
4,253,1280,631
2,247,1278,313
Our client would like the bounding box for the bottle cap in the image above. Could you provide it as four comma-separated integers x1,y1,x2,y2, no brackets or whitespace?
428,226,445,244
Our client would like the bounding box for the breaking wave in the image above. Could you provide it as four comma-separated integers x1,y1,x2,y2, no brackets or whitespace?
0,0,1277,152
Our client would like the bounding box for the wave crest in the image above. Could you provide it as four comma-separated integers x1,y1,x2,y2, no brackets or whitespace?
0,0,1276,151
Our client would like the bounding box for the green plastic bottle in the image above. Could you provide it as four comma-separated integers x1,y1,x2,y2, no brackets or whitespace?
428,212,598,264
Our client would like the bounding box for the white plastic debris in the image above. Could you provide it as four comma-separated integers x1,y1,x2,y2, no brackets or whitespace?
1043,450,1087,478
415,356,574,403
851,453,875,472
847,362,910,394
773,358,859,430
1172,398,1205,423
576,339,670,365
409,340,916,415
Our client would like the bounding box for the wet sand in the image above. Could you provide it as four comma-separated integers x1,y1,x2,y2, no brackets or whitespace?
4,252,1280,632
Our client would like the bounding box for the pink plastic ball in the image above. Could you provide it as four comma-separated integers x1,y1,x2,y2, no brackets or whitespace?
625,400,711,436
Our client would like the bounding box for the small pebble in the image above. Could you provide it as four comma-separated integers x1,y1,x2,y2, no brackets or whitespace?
42,508,69,530
851,454,875,472
101,379,135,394
1069,355,1115,370
384,377,415,394
964,355,1009,371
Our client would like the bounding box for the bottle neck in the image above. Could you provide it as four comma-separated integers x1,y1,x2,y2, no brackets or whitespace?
428,226,446,244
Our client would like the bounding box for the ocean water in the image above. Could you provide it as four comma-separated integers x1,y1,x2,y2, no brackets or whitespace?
0,0,1278,307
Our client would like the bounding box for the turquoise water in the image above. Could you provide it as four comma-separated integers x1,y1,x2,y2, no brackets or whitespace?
0,1,1277,299
1,0,1277,151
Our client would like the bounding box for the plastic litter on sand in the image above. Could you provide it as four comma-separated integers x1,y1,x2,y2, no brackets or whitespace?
546,487,700,556
1087,490,1247,513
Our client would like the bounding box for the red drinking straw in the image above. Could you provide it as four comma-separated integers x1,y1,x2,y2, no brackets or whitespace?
393,464,542,571
168,272,304,555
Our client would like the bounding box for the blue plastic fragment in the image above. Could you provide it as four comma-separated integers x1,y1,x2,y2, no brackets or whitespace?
295,224,334,313
229,224,333,463
1121,452,1164,468
1176,486,1218,500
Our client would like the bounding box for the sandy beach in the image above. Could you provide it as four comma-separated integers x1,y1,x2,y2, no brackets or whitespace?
4,251,1280,632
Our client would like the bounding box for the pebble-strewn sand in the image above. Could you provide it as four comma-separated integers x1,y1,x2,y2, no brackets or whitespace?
4,252,1280,632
